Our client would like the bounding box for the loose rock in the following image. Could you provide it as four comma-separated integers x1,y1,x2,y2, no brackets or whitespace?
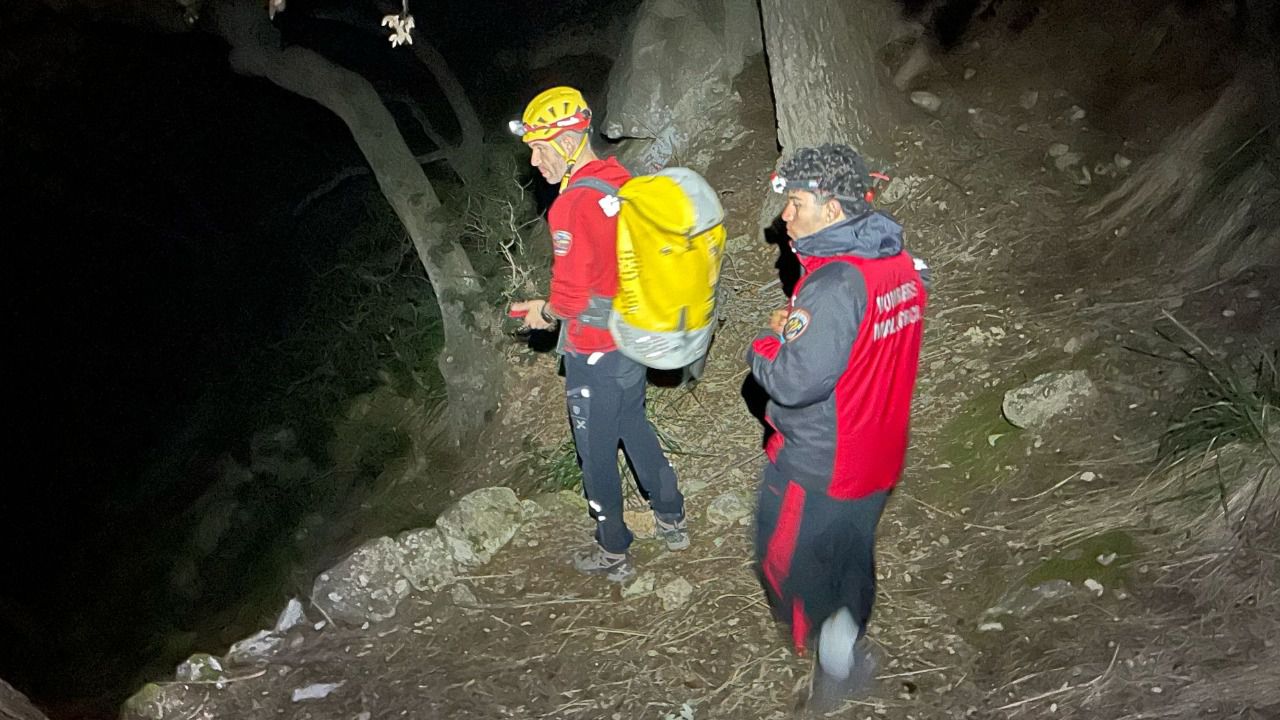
910,91,943,114
175,653,224,682
450,583,479,607
1002,370,1096,429
880,175,924,204
1053,152,1082,172
657,577,694,610
226,630,282,666
274,598,306,633
705,491,751,526
623,571,657,599
291,682,344,702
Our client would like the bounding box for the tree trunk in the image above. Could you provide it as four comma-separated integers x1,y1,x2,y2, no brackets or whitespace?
210,0,501,436
758,0,897,163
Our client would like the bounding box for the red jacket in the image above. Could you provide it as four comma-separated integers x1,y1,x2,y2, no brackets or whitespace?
750,211,928,499
547,157,631,354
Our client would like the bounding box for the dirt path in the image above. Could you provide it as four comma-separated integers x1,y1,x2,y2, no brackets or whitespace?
127,4,1280,718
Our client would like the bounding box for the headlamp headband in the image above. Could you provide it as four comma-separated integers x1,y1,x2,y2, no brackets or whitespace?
768,171,892,203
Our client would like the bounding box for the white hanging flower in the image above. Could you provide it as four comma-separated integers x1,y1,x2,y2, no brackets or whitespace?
381,13,415,47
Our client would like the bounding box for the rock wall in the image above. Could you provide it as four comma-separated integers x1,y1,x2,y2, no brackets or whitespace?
0,678,49,720
603,0,763,172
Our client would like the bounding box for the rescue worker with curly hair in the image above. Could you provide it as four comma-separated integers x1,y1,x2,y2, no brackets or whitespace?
749,143,930,684
509,87,688,583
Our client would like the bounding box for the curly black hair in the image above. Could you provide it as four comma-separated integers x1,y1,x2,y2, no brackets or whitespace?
778,143,872,216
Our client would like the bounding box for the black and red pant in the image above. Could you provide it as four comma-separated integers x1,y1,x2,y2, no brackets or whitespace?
755,462,889,652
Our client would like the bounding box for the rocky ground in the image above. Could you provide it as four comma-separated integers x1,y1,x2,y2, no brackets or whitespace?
117,4,1278,719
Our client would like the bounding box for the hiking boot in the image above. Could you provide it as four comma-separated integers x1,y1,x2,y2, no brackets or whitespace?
654,514,690,551
571,545,635,583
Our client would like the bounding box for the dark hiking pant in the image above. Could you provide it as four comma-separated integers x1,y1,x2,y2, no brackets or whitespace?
755,462,889,652
564,349,683,554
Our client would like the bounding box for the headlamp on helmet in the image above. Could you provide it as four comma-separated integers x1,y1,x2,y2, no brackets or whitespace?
510,86,592,144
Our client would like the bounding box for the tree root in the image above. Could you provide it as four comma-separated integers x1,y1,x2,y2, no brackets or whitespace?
1088,77,1256,233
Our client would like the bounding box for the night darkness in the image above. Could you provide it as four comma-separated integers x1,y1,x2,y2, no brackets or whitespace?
4,0,1279,718
1,0,623,714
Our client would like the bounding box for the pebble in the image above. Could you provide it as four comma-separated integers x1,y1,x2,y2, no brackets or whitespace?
964,67,977,80
1222,308,1236,318
1019,90,1039,110
911,91,943,113
1054,152,1082,171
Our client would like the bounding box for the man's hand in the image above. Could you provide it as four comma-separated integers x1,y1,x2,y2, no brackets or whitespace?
769,308,790,335
510,299,556,331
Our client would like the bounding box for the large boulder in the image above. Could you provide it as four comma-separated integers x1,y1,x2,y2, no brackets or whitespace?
434,487,524,569
397,527,458,592
311,536,411,625
0,678,50,720
1002,370,1096,429
604,0,762,172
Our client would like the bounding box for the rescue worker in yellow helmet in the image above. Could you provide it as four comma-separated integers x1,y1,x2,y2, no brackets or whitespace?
506,86,595,191
508,87,688,582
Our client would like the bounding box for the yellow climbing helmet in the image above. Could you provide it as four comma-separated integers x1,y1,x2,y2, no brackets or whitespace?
508,86,592,144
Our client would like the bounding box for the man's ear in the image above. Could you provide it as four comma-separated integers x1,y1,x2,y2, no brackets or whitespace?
558,133,579,155
823,197,845,222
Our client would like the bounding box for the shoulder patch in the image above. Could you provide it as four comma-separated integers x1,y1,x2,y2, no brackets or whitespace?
782,308,811,343
552,230,573,256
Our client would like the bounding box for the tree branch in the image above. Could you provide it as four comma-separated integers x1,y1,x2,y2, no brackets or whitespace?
293,149,449,216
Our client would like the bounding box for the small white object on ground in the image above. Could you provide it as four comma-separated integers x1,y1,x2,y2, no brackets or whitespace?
291,681,345,702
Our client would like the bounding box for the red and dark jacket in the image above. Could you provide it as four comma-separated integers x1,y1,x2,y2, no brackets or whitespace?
749,211,929,499
546,157,632,354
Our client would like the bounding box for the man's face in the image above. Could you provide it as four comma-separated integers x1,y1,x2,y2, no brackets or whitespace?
781,190,840,241
528,140,568,184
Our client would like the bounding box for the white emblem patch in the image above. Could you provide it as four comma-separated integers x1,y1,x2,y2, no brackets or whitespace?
552,230,573,256
598,194,621,217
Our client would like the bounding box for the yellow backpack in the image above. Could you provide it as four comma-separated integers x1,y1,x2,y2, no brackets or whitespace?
568,168,726,371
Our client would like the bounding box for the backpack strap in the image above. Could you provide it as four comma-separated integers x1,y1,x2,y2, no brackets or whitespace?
560,177,620,329
565,177,620,196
